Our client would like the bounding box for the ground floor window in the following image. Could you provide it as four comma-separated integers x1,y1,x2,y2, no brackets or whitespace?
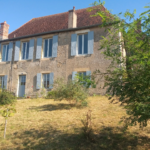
20,76,26,85
0,76,4,88
43,74,50,88
78,72,86,77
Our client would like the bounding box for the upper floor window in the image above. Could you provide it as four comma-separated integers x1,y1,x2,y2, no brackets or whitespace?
71,31,94,56
44,38,53,58
2,44,9,62
77,34,88,55
22,42,29,60
0,76,4,88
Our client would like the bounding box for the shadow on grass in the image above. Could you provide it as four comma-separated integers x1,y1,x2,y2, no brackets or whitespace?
29,103,85,111
3,125,150,150
29,103,72,111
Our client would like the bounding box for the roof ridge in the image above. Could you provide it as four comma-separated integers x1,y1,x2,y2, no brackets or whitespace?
33,11,68,20
30,5,101,20
9,19,33,36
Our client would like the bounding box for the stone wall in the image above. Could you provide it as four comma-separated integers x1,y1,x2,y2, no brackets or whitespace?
0,26,111,97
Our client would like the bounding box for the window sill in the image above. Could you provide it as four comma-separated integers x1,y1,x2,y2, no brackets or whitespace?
0,61,9,64
75,54,91,57
41,57,54,60
19,59,31,62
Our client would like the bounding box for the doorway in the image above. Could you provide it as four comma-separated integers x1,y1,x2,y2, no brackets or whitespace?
18,75,26,97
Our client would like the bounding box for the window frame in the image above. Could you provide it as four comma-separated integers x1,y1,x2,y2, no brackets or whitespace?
43,38,53,58
42,73,50,89
77,71,87,86
2,44,9,62
77,33,88,55
21,41,29,60
78,72,86,77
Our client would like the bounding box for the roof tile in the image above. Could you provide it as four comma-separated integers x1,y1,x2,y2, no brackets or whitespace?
8,6,105,39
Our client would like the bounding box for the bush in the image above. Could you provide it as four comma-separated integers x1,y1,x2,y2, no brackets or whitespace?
47,78,88,106
76,73,96,89
0,90,16,106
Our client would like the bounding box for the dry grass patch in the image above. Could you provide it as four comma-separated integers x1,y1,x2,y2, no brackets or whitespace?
0,96,150,150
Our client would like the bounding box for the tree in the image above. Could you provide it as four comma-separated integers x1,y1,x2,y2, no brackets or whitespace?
90,0,150,128
0,88,17,138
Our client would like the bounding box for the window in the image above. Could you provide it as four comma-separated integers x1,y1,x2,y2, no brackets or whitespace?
0,76,4,88
78,72,87,87
77,34,88,55
78,72,86,77
44,38,53,58
43,74,50,88
20,76,26,85
22,42,29,60
2,44,9,62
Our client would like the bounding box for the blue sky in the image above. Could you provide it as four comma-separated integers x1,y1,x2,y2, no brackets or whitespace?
0,0,149,33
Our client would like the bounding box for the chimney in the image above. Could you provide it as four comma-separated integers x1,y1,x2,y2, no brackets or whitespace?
0,21,9,40
68,6,77,28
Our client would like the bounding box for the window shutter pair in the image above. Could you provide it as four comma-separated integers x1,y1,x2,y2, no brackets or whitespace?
72,71,91,80
36,35,58,59
14,39,34,61
71,31,94,56
36,73,54,89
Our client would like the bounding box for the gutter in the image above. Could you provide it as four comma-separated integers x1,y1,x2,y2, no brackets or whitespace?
0,24,102,43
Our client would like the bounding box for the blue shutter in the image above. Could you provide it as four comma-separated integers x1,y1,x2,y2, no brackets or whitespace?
72,71,77,81
49,72,54,89
8,42,13,61
14,41,20,61
2,45,6,62
71,34,77,56
36,73,41,89
86,71,91,88
21,43,24,59
0,43,2,59
36,38,42,59
28,39,34,60
88,31,94,54
52,35,58,57
4,75,8,89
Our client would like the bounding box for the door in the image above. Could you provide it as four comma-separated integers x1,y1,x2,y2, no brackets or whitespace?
18,75,26,97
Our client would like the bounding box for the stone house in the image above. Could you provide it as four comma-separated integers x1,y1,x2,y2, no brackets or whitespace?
0,6,111,97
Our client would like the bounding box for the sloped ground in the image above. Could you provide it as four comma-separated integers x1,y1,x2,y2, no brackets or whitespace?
0,96,150,150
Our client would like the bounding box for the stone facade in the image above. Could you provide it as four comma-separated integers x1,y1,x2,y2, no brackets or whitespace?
0,26,111,97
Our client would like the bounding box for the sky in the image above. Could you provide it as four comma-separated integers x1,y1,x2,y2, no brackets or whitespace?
0,0,149,34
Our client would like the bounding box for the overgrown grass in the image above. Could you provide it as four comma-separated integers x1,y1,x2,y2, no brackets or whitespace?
0,96,150,150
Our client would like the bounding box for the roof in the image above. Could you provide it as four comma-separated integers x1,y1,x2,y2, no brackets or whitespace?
8,6,106,39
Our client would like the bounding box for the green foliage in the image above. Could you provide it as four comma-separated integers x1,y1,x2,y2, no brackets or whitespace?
0,90,16,106
76,73,96,89
91,1,150,128
40,86,47,98
47,78,88,106
0,106,16,118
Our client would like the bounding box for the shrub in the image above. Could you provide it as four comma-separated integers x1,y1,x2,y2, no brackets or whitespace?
0,90,16,106
76,73,96,89
81,110,95,142
47,78,88,106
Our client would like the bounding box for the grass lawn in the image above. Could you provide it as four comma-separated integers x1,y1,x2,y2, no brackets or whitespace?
0,96,150,150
